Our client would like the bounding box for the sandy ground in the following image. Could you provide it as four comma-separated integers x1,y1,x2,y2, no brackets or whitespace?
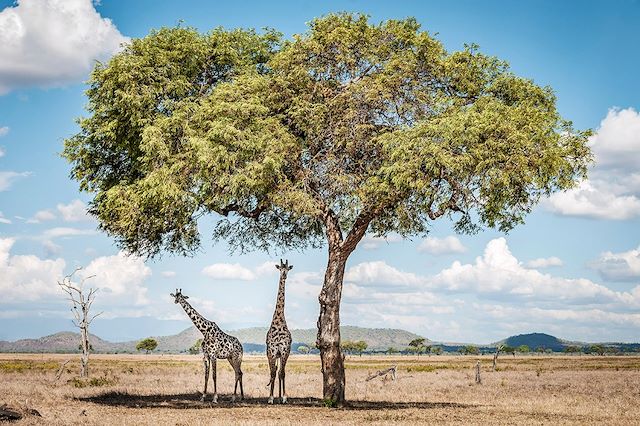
1,353,639,425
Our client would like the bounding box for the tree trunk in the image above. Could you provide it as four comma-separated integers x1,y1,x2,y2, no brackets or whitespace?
316,248,348,406
80,323,89,377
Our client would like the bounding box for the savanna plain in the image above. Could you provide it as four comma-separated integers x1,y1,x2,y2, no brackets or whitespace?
1,353,639,425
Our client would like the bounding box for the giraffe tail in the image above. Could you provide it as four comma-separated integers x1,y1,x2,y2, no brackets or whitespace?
266,357,281,388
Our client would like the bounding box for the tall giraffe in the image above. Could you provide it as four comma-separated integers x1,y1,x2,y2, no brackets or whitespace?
170,289,244,403
266,259,293,404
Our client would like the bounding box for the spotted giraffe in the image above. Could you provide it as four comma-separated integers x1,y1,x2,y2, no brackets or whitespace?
266,259,293,404
171,289,244,403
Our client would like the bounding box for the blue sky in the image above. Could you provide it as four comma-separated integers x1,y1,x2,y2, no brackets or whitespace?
0,0,639,344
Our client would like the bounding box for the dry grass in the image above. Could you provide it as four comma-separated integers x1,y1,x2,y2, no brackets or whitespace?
1,353,639,425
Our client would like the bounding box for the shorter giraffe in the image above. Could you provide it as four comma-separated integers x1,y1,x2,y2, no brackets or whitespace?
266,259,293,404
171,289,244,403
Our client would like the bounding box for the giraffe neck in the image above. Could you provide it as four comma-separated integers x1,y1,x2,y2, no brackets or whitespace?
272,273,287,325
179,299,218,334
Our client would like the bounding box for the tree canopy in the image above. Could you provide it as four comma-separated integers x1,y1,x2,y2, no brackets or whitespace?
64,14,591,259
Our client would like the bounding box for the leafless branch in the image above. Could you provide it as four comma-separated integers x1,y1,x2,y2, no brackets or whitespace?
366,365,397,382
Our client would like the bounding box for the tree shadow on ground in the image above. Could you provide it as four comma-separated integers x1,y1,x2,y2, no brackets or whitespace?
77,392,476,411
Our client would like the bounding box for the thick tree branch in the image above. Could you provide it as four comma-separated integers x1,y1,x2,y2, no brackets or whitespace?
341,210,375,255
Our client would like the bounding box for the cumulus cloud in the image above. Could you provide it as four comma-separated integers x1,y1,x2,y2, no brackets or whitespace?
0,171,30,191
0,0,129,94
345,261,424,287
524,256,563,269
0,237,66,302
591,246,640,282
547,108,640,220
57,199,91,222
161,271,176,278
82,251,151,305
0,147,4,158
0,126,8,136
202,263,256,281
547,181,640,220
432,238,636,306
417,236,466,255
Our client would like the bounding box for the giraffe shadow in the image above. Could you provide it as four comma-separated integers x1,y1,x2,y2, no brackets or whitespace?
77,392,476,411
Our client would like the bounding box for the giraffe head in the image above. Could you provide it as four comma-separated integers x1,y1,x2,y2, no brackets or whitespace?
275,259,293,278
170,288,189,304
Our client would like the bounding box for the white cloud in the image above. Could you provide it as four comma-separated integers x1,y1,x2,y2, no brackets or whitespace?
0,237,66,302
202,263,256,281
0,0,129,94
0,171,30,191
27,209,56,223
524,256,563,269
82,251,151,305
27,200,92,223
591,246,640,282
547,108,640,220
42,227,95,239
345,260,424,287
287,271,323,299
57,199,91,222
361,234,402,250
417,236,466,255
0,211,11,224
432,238,635,305
255,260,280,276
547,181,640,220
0,126,8,137
590,108,640,171
0,147,4,158
161,270,176,278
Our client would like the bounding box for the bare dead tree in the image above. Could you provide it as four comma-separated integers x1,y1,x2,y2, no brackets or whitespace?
57,267,101,378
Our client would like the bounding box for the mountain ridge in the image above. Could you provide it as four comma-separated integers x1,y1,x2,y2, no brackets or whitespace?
1,329,638,354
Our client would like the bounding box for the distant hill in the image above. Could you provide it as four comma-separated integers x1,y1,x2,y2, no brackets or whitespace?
0,332,131,354
3,329,636,354
0,326,426,354
497,333,566,351
231,326,426,350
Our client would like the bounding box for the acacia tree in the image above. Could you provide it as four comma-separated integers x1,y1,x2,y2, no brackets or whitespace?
409,338,426,355
136,338,158,354
63,14,591,404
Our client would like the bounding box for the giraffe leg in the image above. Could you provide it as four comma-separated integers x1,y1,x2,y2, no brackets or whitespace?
211,358,218,404
230,356,243,402
278,359,282,401
280,350,290,404
201,356,209,402
267,351,277,404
